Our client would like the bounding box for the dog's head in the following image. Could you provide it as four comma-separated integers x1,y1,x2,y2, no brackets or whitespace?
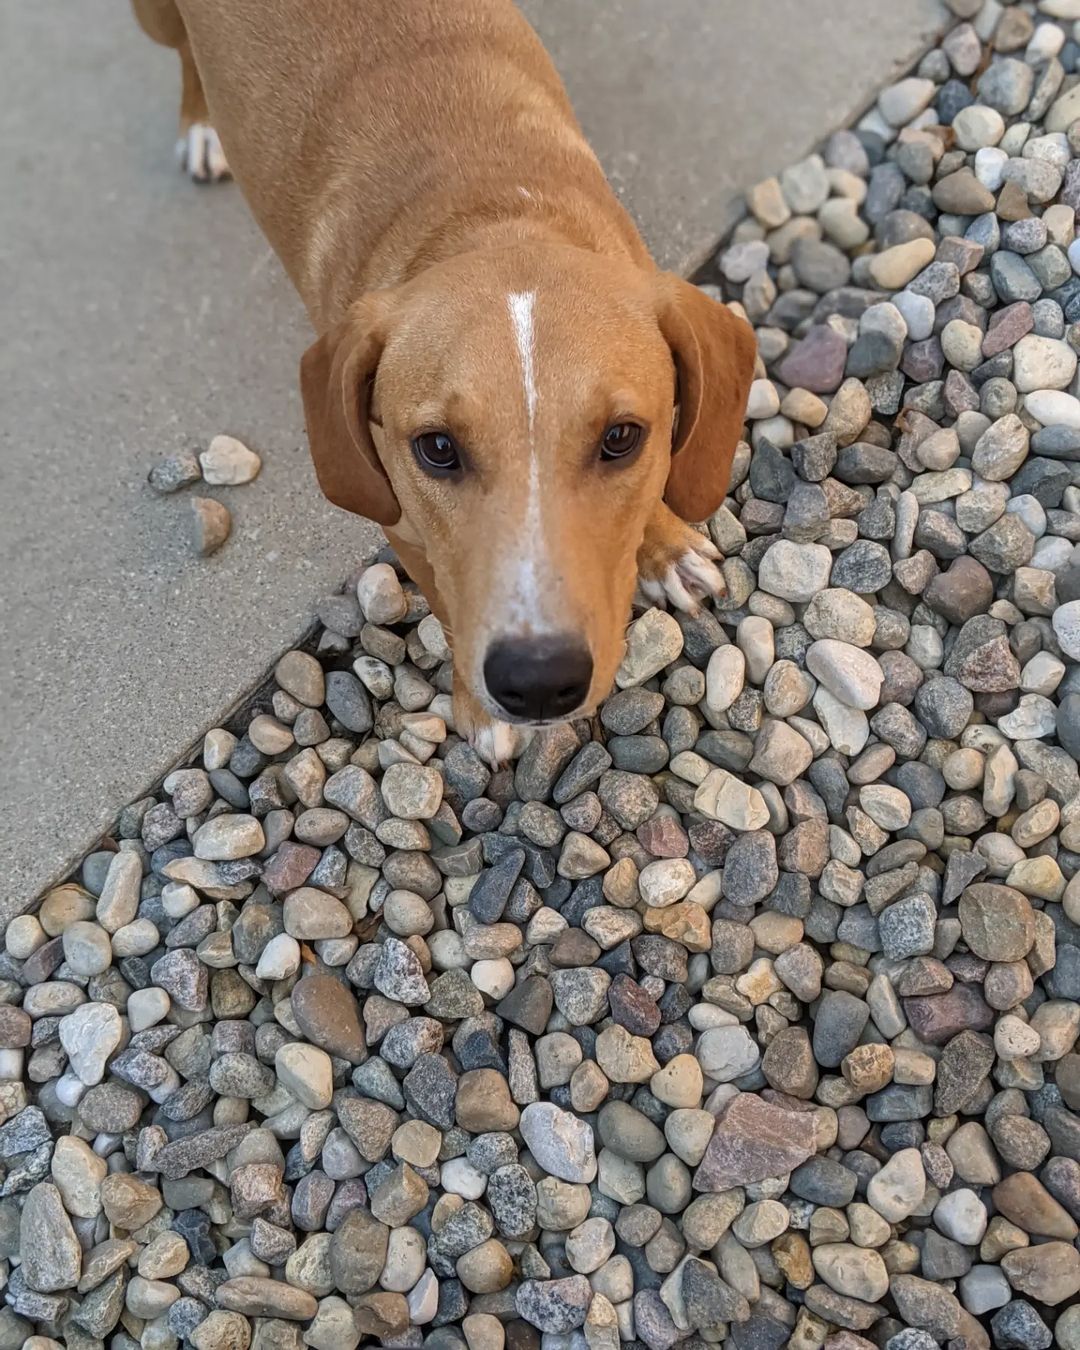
301,245,754,726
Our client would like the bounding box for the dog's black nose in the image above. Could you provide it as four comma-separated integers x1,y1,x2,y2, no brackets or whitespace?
484,635,593,722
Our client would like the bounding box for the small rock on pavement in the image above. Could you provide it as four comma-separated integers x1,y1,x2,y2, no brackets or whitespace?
199,434,262,485
189,496,231,555
148,449,201,493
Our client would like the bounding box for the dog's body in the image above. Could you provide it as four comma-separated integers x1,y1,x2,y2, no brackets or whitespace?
152,0,644,328
133,0,755,763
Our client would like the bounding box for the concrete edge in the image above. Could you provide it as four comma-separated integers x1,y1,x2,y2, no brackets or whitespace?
685,8,952,280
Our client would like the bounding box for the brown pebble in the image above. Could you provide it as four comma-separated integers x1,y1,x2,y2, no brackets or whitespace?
0,1007,31,1049
189,496,232,556
993,1172,1079,1240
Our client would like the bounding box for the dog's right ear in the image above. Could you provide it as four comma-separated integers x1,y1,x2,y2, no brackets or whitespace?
300,293,401,527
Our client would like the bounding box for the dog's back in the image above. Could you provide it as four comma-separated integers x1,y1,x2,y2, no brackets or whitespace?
174,0,644,325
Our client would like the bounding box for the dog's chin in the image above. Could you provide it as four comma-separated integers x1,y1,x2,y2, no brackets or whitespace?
516,711,593,730
477,696,596,730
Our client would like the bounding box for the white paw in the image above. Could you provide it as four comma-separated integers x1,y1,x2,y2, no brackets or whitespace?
638,540,726,615
177,124,230,183
472,719,533,771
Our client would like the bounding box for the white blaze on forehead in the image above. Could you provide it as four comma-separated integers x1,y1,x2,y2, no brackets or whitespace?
505,290,549,630
508,291,538,428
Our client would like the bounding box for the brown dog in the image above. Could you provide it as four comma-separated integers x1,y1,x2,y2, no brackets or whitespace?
132,0,756,764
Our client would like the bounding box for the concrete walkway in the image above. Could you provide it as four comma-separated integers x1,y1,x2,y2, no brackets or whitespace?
1,0,946,916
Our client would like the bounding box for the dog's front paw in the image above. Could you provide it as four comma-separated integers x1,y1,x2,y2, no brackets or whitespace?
637,505,726,615
473,718,530,771
177,123,230,183
452,685,532,770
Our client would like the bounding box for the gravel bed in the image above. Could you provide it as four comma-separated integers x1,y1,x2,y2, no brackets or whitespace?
9,2,1080,1348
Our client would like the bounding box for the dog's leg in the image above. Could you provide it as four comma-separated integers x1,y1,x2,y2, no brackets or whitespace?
129,0,230,183
636,500,727,615
177,45,230,183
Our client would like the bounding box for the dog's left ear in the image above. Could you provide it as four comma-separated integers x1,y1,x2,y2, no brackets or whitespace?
655,273,756,523
300,292,401,527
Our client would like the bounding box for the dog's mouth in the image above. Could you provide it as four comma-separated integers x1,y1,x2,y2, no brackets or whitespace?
477,696,595,730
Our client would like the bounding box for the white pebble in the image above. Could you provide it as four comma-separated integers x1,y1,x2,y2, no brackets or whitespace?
111,919,159,958
1012,335,1078,393
737,616,775,685
199,433,261,485
441,1156,487,1199
813,688,870,756
128,987,171,1032
1025,389,1080,428
806,640,883,711
357,563,408,624
1021,651,1065,695
275,1043,334,1109
408,1269,439,1324
892,289,934,340
934,1189,987,1246
953,105,1004,150
995,1014,1042,1060
471,959,515,999
162,882,200,919
0,1050,24,1082
55,1071,87,1106
745,379,780,420
704,645,746,713
638,859,696,908
867,1148,925,1222
203,727,238,769
6,914,45,959
256,933,302,981
974,146,1008,191
758,540,832,603
878,77,936,127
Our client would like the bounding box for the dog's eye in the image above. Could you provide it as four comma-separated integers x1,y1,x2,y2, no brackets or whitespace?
412,431,461,474
601,422,643,461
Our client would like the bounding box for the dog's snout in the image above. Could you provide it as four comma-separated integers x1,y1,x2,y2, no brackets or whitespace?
484,635,593,722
